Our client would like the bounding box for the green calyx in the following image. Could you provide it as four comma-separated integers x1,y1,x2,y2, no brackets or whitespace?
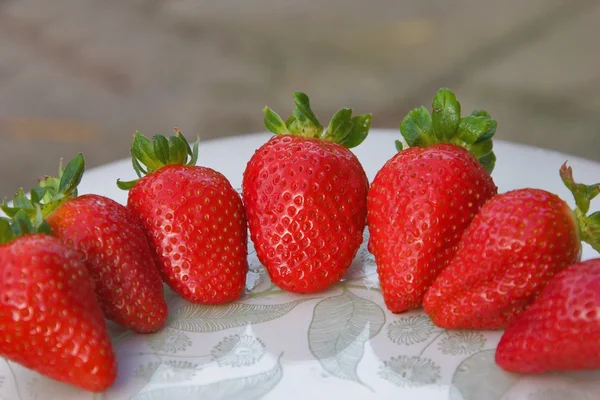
1,154,86,245
117,129,199,190
560,162,600,253
0,208,52,245
397,88,497,173
263,92,372,149
1,154,85,222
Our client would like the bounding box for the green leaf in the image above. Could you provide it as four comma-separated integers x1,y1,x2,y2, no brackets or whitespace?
581,211,600,253
463,110,497,144
264,93,370,148
39,182,56,203
30,187,48,204
292,92,323,137
395,140,404,151
17,155,86,219
263,107,290,135
56,158,65,179
560,163,600,215
117,179,138,191
284,115,296,130
399,106,435,147
471,110,491,118
168,299,311,332
468,139,494,160
0,218,15,245
13,188,34,210
168,135,187,165
478,152,496,174
153,135,170,165
432,88,461,141
11,209,34,237
30,204,52,235
308,290,385,387
132,132,162,173
124,130,198,185
175,129,194,163
286,119,301,134
0,204,19,218
1,191,26,218
38,173,61,199
475,119,497,143
340,114,372,149
188,135,200,166
571,181,600,251
3,190,37,219
324,108,353,143
450,350,519,400
131,156,148,178
457,116,492,144
58,153,85,195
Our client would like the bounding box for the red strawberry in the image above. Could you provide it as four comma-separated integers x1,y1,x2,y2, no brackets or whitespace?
117,130,248,304
495,258,600,373
3,155,168,333
367,88,498,313
0,211,117,392
242,92,371,293
45,155,167,332
423,163,599,329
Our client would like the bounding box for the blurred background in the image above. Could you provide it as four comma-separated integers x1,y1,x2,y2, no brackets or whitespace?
0,0,599,197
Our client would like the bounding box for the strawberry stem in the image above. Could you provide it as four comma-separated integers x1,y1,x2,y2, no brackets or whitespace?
117,129,199,190
560,162,600,252
0,154,85,245
0,217,14,244
399,88,497,173
398,106,436,148
263,92,372,149
432,88,461,141
5,154,85,217
1,154,85,233
38,153,85,208
0,208,51,245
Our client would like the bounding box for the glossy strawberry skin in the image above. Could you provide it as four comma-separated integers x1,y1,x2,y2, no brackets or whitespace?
46,194,168,333
496,259,600,373
127,165,248,304
423,188,581,330
242,135,369,293
367,144,497,313
0,234,117,392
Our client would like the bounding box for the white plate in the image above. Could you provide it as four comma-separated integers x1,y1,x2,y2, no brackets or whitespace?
1,129,599,400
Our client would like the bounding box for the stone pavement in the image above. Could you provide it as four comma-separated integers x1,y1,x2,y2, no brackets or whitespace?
0,0,599,197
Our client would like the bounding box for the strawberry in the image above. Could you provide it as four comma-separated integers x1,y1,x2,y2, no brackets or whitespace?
242,92,371,293
117,130,248,304
367,88,498,313
46,195,168,333
3,155,168,333
495,258,600,373
0,210,117,392
423,163,599,329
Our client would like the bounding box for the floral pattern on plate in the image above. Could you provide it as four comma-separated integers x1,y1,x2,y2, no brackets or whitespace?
211,334,266,367
378,355,441,387
147,329,193,354
438,331,486,355
386,315,438,345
